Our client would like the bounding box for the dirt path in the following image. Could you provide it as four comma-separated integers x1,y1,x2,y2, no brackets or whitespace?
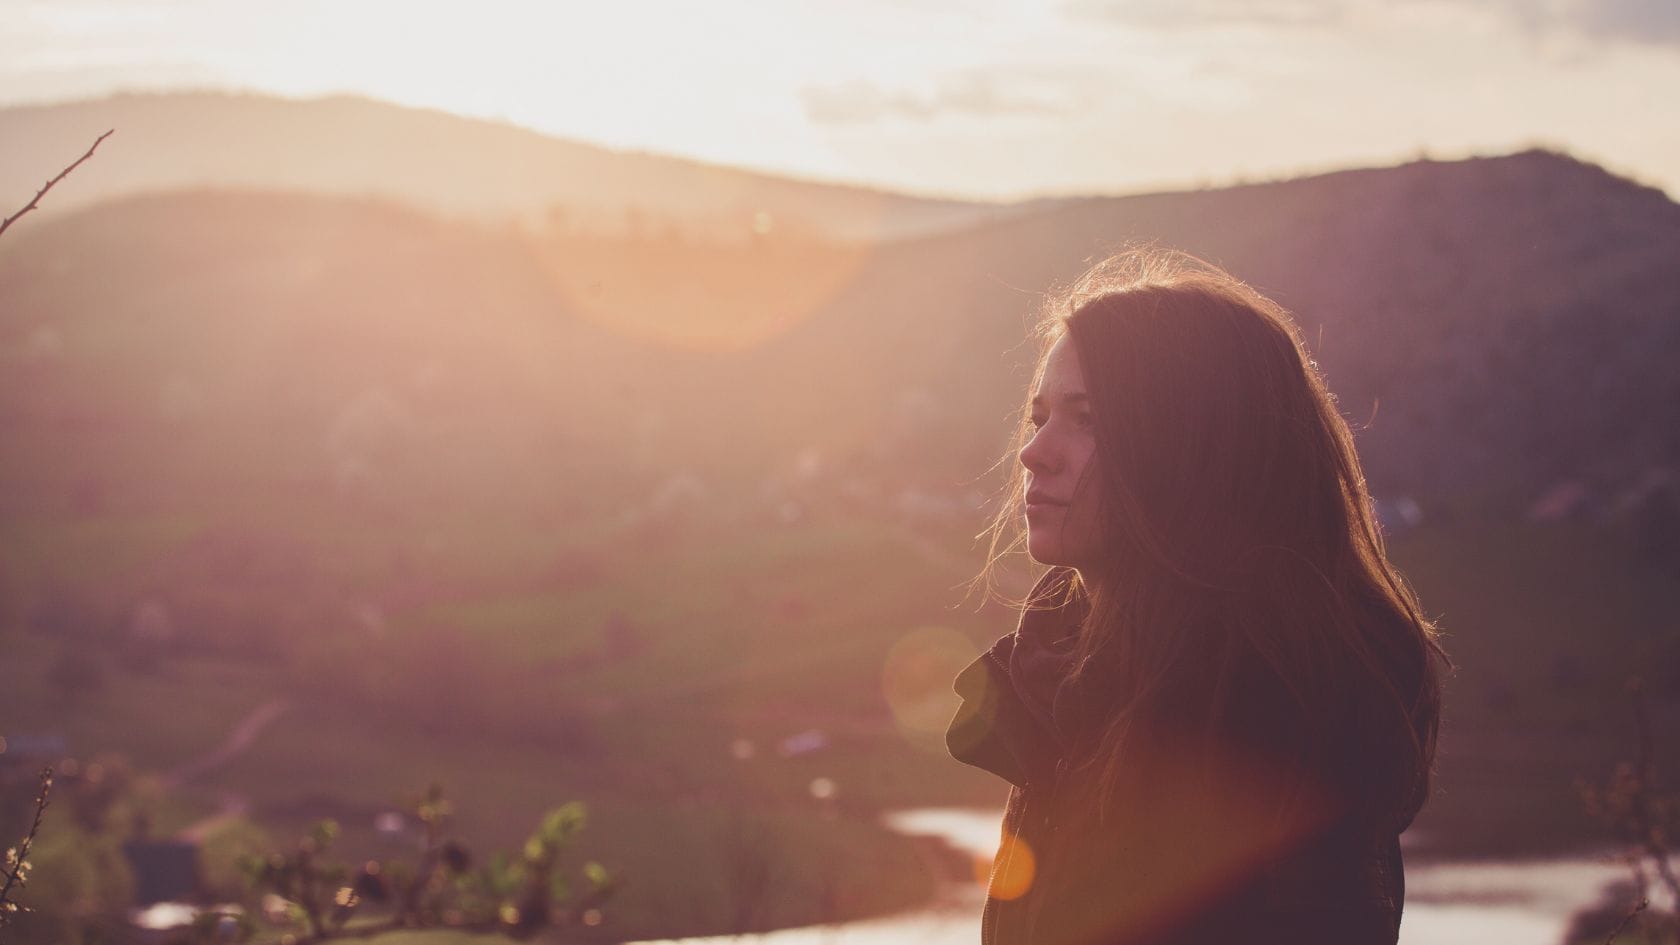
161,697,289,788
164,697,289,841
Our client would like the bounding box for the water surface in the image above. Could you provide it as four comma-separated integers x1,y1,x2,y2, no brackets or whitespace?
634,808,1628,945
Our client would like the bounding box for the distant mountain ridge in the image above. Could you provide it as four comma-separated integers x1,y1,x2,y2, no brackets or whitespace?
1,147,1675,519
825,147,1680,505
0,91,1051,241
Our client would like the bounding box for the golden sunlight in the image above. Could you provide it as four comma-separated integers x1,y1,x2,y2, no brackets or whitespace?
531,201,874,352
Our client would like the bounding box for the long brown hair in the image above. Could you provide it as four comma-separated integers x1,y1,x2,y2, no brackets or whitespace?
984,250,1448,832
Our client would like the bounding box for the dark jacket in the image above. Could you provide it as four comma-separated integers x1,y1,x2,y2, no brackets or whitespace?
947,570,1408,945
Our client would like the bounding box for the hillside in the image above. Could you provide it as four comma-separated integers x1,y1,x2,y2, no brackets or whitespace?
759,148,1680,508
2,150,1678,525
0,91,1043,241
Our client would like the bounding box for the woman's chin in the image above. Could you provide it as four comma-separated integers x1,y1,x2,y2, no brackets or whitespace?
1025,539,1066,568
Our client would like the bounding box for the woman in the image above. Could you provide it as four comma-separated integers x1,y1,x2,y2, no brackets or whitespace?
947,252,1447,945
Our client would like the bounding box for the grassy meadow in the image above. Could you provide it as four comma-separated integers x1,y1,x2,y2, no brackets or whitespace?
0,488,1016,940
3,479,1678,942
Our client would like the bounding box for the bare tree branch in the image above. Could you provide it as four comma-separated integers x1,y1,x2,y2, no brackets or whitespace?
0,767,54,925
0,129,114,241
1601,896,1647,945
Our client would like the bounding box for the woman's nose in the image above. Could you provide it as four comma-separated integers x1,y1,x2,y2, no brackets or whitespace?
1019,428,1055,475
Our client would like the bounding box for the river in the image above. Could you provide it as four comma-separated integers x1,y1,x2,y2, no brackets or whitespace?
634,808,1631,945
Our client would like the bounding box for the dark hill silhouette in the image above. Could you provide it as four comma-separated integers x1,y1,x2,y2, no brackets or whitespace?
0,92,1049,241
747,148,1680,506
1,150,1675,523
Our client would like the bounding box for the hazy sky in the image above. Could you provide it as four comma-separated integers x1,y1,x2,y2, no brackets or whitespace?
5,0,1679,200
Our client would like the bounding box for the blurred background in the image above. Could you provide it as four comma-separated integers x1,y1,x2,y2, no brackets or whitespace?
2,2,1679,944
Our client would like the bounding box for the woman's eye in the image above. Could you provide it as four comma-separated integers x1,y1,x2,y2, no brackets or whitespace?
1029,414,1046,430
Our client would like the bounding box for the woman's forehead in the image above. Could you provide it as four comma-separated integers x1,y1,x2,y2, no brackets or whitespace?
1034,335,1088,402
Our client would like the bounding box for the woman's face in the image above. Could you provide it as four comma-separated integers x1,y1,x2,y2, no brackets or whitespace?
1019,334,1109,572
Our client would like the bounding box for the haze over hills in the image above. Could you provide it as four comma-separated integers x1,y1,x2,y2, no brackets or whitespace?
0,92,1048,241
2,145,1677,526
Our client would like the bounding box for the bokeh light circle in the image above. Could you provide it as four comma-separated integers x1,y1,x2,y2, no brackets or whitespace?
881,625,981,752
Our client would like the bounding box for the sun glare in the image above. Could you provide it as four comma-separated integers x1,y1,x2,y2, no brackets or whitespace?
532,212,875,353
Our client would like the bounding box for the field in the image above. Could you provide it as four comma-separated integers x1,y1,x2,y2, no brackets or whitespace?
4,487,1679,941
1,496,1013,940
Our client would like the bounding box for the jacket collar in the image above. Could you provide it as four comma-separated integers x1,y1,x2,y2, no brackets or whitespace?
946,568,1087,788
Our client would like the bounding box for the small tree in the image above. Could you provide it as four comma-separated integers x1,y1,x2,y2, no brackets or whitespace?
192,783,614,944
1573,678,1680,944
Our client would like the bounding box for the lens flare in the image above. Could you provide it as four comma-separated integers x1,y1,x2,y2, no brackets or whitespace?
881,625,980,751
531,205,874,353
985,832,1036,901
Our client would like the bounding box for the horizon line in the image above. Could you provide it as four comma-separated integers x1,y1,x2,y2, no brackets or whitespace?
3,85,1660,208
